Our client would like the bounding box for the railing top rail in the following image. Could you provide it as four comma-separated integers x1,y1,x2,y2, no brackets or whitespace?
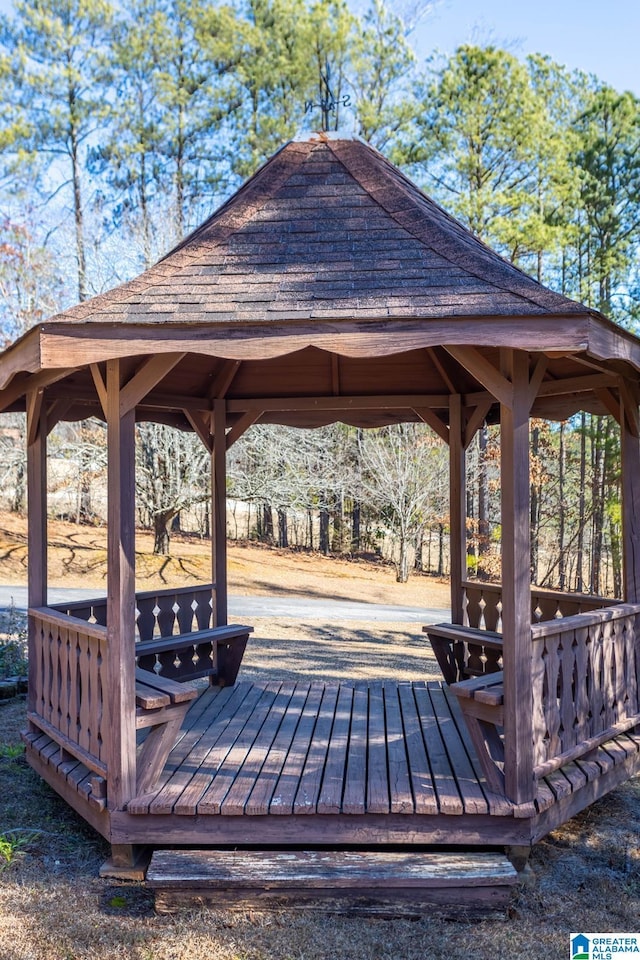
531,601,640,639
29,606,108,641
462,580,619,607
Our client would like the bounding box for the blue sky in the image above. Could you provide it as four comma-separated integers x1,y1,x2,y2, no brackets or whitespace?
411,0,640,95
0,0,637,96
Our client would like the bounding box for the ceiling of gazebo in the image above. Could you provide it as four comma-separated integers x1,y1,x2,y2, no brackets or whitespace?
1,132,639,429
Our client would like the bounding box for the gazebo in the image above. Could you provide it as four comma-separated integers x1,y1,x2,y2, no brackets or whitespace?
2,133,640,903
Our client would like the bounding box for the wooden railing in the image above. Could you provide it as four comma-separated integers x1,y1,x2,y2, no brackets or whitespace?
28,607,109,777
52,584,251,686
462,581,617,632
53,584,215,642
530,603,640,779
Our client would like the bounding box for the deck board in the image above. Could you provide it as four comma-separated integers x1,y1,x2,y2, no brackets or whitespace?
136,680,503,818
125,680,640,822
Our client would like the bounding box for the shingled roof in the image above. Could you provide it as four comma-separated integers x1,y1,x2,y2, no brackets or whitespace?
2,132,640,430
46,133,591,328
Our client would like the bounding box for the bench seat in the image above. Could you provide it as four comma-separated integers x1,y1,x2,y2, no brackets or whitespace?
450,670,505,794
423,622,503,684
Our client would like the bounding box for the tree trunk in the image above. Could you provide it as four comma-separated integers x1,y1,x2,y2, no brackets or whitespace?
558,421,566,592
530,424,540,584
153,510,174,555
477,425,489,570
438,523,444,577
396,536,409,583
277,508,288,548
319,502,330,555
351,500,361,552
262,503,274,544
576,412,587,592
12,460,25,513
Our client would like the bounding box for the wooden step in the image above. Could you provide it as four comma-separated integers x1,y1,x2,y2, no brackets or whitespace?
147,849,519,918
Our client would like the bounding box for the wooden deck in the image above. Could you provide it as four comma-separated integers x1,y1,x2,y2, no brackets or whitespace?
25,678,640,850
126,680,511,819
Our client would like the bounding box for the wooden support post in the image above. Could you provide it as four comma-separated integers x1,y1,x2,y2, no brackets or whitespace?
212,399,228,627
449,395,466,624
621,409,640,603
26,394,47,716
106,360,137,809
500,351,535,805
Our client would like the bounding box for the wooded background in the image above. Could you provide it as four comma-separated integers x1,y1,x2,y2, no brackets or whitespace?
0,0,638,590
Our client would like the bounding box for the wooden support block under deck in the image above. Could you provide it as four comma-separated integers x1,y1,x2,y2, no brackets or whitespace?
147,849,519,918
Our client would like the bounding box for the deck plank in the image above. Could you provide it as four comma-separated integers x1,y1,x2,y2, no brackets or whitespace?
269,684,325,815
413,682,463,815
367,682,390,814
443,686,511,817
342,683,369,815
220,683,297,815
316,684,353,814
383,682,414,814
428,685,489,815
397,682,438,815
153,682,262,815
294,684,340,814
127,686,230,814
245,683,312,815
197,684,282,814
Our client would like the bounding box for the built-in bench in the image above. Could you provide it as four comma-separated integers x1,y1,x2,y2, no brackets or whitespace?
423,622,503,684
135,667,199,795
135,624,254,687
450,670,505,795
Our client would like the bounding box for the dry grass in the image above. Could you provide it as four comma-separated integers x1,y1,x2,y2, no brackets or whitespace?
0,517,638,959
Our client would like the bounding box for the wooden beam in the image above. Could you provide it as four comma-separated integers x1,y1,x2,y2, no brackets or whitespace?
226,409,262,450
444,346,513,408
464,397,493,450
330,355,340,396
619,379,640,438
212,400,228,627
90,363,108,419
119,353,186,416
538,372,616,398
449,395,466,624
106,359,137,809
209,360,241,399
26,389,44,446
183,409,213,453
527,356,548,409
426,347,457,394
0,367,78,414
226,395,451,414
26,397,47,717
45,399,74,434
621,410,640,603
500,350,534,805
413,408,449,445
596,388,622,424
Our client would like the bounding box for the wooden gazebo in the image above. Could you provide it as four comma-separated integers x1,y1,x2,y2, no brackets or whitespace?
2,133,640,898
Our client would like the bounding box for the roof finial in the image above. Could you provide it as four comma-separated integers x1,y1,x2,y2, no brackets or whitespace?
304,63,351,132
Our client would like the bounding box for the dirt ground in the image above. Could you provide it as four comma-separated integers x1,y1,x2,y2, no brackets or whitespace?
0,514,638,959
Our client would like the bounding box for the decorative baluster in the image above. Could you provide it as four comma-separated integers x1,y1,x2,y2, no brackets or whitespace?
136,597,157,642
156,594,177,638
544,631,562,759
531,639,548,766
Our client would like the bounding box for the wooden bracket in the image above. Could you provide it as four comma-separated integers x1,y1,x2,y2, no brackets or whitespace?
527,356,548,409
619,379,640,438
184,409,213,453
0,367,78,415
444,346,513,408
90,363,108,419
225,409,263,450
464,397,493,449
413,407,449,444
119,353,186,416
26,389,44,446
208,360,241,400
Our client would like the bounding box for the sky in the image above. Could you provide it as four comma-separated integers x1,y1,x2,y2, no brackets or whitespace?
411,0,640,95
0,0,637,97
